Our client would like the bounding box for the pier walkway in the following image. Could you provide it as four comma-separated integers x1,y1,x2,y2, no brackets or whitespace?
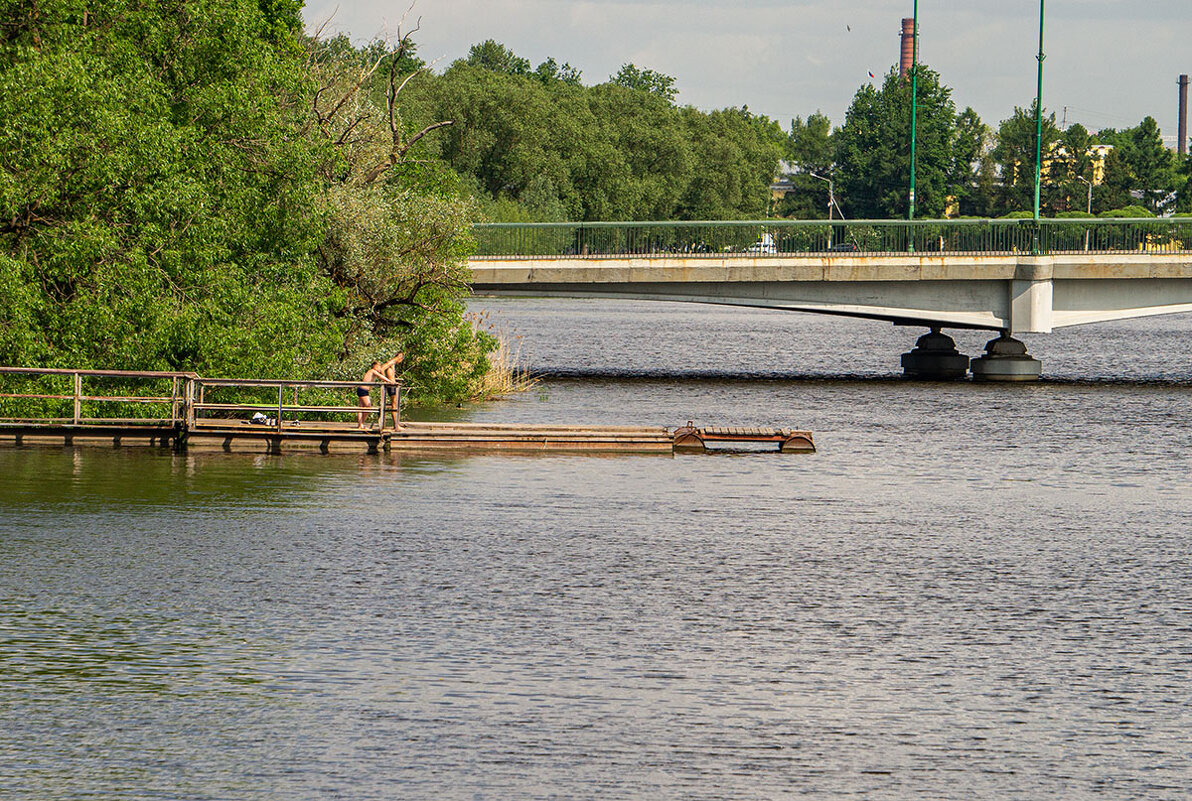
0,368,812,455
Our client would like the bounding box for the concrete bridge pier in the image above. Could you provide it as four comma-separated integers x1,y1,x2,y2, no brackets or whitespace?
970,333,1042,382
900,328,971,380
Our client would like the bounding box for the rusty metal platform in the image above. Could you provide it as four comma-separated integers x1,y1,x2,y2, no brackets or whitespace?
672,422,815,453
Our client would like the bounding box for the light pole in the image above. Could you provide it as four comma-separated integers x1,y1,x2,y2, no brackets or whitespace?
808,172,835,220
1033,0,1046,224
1077,175,1093,250
809,172,835,248
910,1,920,226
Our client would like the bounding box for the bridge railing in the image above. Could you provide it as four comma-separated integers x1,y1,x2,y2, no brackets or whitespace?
472,218,1192,258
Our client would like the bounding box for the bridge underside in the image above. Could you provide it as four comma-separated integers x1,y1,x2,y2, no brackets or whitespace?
469,254,1192,334
472,278,1192,332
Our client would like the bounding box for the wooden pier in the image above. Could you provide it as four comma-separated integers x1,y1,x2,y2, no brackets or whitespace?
0,367,813,455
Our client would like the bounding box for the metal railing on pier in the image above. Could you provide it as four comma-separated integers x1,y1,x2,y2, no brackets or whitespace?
192,377,402,433
472,218,1192,259
0,368,403,432
0,367,192,426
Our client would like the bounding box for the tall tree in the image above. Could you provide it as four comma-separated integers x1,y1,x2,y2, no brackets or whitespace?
307,30,495,396
678,107,784,220
834,66,958,219
1127,117,1179,212
780,113,835,219
991,102,1062,215
950,107,994,216
1049,123,1096,212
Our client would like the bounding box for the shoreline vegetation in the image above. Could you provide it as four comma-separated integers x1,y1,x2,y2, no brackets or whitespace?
2,1,1189,414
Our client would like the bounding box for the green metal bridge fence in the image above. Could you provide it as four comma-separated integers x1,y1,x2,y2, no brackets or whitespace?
472,219,1192,259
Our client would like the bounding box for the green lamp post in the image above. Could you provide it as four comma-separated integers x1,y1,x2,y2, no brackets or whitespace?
1032,0,1046,255
908,1,918,253
908,2,918,217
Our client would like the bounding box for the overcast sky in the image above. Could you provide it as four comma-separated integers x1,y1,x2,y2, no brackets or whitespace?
303,0,1192,144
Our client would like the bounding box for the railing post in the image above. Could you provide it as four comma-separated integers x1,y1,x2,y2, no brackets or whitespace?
277,384,284,433
378,383,387,431
73,372,82,424
183,378,195,428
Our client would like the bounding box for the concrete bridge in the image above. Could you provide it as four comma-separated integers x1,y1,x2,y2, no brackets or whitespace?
468,219,1192,380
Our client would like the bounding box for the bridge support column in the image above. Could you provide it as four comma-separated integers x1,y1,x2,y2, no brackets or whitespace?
1009,257,1054,334
970,333,1041,382
901,328,970,380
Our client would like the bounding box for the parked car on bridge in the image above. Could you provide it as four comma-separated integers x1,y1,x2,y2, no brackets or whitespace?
745,233,777,254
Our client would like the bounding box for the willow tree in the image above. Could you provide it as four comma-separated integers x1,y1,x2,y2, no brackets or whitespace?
306,26,494,399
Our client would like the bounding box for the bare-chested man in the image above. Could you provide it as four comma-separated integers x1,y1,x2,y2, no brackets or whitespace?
356,354,404,430
381,352,404,430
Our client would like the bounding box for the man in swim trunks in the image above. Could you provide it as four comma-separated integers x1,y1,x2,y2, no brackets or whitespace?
381,352,404,430
357,354,405,430
356,360,386,429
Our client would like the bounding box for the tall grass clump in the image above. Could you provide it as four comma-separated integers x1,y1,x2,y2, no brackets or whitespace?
466,311,537,398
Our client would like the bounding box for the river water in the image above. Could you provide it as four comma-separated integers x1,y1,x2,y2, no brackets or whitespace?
2,299,1191,800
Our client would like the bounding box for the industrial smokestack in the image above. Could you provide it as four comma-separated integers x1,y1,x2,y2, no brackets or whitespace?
899,18,915,78
1180,74,1189,156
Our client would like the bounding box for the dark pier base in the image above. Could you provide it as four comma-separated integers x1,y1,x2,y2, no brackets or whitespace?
970,333,1042,382
901,328,971,380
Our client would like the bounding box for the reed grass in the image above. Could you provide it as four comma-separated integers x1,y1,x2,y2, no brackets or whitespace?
467,311,537,398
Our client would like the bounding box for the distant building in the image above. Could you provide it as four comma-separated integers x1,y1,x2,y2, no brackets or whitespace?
1040,142,1114,185
769,178,797,201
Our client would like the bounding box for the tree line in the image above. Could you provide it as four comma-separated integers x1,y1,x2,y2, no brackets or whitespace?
788,66,1192,221
393,39,787,223
402,42,1191,223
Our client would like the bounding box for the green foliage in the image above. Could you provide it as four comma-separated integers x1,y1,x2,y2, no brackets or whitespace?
678,107,784,220
465,39,530,75
1177,155,1192,213
534,57,582,86
834,66,962,218
0,0,340,377
610,63,678,103
1098,205,1154,218
1,3,495,403
788,113,834,173
779,113,834,219
991,102,1062,214
952,107,995,216
306,35,495,402
1129,118,1179,212
408,46,781,222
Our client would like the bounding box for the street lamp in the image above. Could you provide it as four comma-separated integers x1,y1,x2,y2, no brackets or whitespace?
1077,175,1093,250
809,172,836,248
808,172,835,220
